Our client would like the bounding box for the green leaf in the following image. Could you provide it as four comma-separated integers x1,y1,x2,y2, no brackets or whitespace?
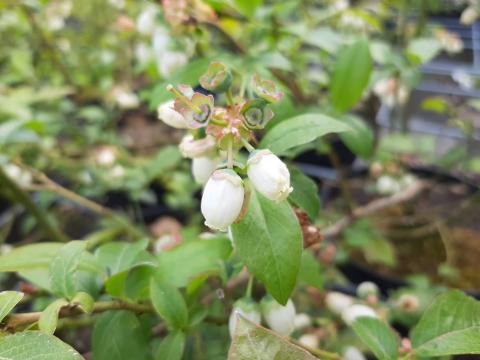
228,315,318,359
71,292,94,314
231,190,302,305
39,299,69,335
330,38,372,112
95,239,151,276
0,291,24,323
407,37,442,65
145,146,182,182
260,113,351,155
49,241,86,299
155,331,186,360
297,251,324,290
339,114,375,159
411,290,480,357
231,0,262,18
0,243,63,272
92,311,150,360
0,331,82,359
155,236,232,287
150,278,189,330
288,165,320,220
351,317,400,360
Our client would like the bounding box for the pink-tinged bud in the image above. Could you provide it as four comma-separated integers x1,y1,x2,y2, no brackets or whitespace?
201,169,244,231
192,156,220,184
261,297,296,336
341,304,377,325
157,100,188,129
229,298,261,338
179,135,216,158
325,292,354,315
247,150,292,202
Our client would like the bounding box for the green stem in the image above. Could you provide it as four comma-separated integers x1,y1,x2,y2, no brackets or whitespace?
0,167,68,242
241,138,255,152
227,138,234,169
245,275,254,298
226,87,234,106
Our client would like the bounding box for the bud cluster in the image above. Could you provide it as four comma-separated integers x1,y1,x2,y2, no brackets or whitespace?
158,61,292,231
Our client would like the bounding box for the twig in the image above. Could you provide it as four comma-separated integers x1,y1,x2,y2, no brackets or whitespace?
3,301,152,330
0,167,68,242
318,180,428,242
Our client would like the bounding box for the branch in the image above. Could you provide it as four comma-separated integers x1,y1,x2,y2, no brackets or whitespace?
0,167,68,242
3,301,153,330
319,180,428,241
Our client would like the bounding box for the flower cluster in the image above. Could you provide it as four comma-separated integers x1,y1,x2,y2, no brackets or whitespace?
158,62,293,231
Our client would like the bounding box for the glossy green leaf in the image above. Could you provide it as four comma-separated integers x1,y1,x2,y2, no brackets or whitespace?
155,331,186,360
0,331,82,359
0,243,63,272
150,278,189,330
339,114,374,159
155,236,232,287
72,292,94,314
297,251,324,290
288,165,320,220
228,315,317,359
49,241,86,299
0,291,24,323
411,290,480,357
95,239,151,276
260,113,351,155
351,317,400,360
331,38,372,112
231,190,302,305
92,311,150,360
39,299,69,335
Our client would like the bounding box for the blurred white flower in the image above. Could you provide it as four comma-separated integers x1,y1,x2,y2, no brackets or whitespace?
153,234,181,253
341,304,377,325
356,281,379,299
396,293,420,313
201,169,244,231
461,6,479,25
94,146,117,167
45,0,72,31
343,346,367,360
294,313,312,331
152,27,171,57
229,299,261,338
436,29,464,54
247,150,292,202
136,5,158,35
332,0,349,12
376,175,401,195
373,78,409,107
192,156,220,184
179,134,216,158
114,88,139,109
261,298,296,336
157,51,188,78
325,291,354,315
298,334,319,349
3,164,32,188
135,43,153,65
0,244,13,255
108,0,125,9
111,165,125,179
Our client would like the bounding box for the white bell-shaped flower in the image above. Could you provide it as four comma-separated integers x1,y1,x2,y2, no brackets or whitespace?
247,150,292,202
298,334,319,349
325,291,354,315
201,169,244,231
229,299,261,338
261,297,296,336
136,5,157,35
192,156,219,184
343,346,367,360
341,304,377,325
157,100,188,129
179,134,216,158
294,313,311,331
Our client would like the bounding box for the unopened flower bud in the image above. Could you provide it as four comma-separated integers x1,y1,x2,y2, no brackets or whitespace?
157,100,188,129
396,293,420,313
199,61,232,92
341,304,377,325
298,334,319,349
294,313,312,331
229,298,261,338
247,150,292,202
192,156,220,184
343,346,367,360
261,297,296,336
356,282,379,299
325,292,354,315
179,135,216,158
201,169,244,231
